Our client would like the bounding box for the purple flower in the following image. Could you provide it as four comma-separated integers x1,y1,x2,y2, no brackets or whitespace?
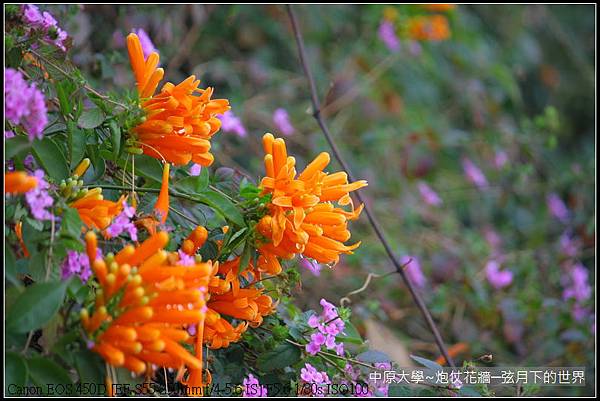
417,182,442,206
400,255,426,288
299,256,322,276
462,158,488,189
25,169,54,221
378,20,400,52
273,108,294,136
134,28,157,58
105,201,138,240
21,5,68,51
305,341,321,355
305,299,346,356
485,260,513,289
5,130,15,139
61,251,92,282
189,163,202,176
218,110,247,138
22,4,43,25
4,68,48,141
300,363,330,384
562,263,591,304
41,11,57,30
242,373,267,397
547,193,570,223
559,232,581,258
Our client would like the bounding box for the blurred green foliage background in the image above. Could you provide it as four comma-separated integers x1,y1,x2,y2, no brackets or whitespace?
49,4,595,396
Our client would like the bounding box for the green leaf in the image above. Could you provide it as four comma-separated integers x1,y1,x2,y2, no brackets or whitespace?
177,170,209,194
67,123,87,169
87,144,106,182
5,280,70,333
77,107,105,129
5,352,28,394
128,154,163,183
55,80,76,116
32,138,69,180
28,250,47,282
108,119,121,160
256,343,301,371
6,136,32,159
195,190,245,227
5,247,21,288
60,206,83,241
73,349,104,394
27,356,73,394
238,242,253,273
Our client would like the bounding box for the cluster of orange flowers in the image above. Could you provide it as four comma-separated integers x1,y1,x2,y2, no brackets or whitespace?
178,226,275,354
127,33,230,167
255,133,367,275
81,231,214,377
79,225,276,391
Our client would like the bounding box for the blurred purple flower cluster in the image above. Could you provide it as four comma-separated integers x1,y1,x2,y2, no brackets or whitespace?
417,182,442,207
133,28,157,58
462,158,488,189
22,4,68,51
218,110,247,138
272,108,295,136
305,299,345,356
400,255,426,288
5,68,48,141
378,20,400,52
300,362,331,385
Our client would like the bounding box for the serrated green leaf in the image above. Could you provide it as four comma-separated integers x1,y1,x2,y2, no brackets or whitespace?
77,107,105,129
5,279,70,333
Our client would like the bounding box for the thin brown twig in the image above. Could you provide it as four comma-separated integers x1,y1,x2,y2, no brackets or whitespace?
286,5,455,369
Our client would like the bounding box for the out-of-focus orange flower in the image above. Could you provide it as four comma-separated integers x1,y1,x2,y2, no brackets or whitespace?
69,188,124,231
82,231,217,377
422,4,456,12
256,134,367,274
407,15,451,41
126,33,230,167
4,171,38,194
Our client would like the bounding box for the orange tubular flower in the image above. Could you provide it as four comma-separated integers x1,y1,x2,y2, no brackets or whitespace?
5,171,38,194
154,163,170,224
69,189,125,231
82,231,217,378
407,15,451,42
256,133,367,274
126,33,230,166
